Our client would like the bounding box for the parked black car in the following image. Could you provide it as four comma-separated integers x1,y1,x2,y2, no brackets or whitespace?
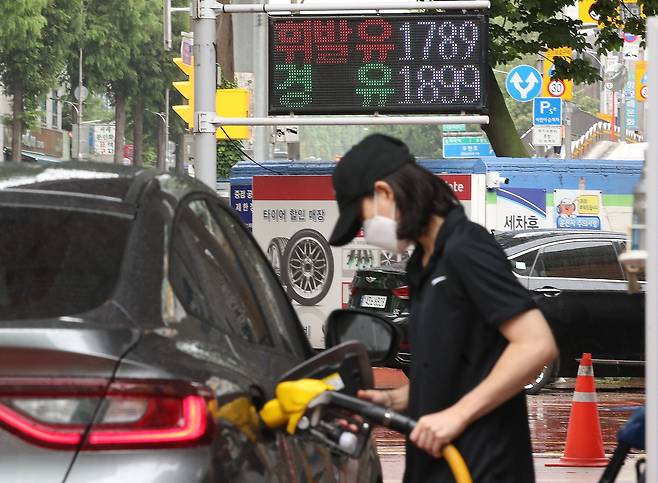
0,162,381,482
349,230,645,393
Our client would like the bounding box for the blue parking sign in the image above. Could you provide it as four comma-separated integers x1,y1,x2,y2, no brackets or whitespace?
533,97,562,126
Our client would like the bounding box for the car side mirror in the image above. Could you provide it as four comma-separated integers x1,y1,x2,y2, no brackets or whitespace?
325,309,398,365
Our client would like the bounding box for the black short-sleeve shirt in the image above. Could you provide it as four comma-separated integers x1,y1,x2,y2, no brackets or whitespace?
404,207,537,483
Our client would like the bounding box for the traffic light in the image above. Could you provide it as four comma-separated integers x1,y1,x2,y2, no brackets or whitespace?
172,57,194,129
172,57,250,140
215,89,250,140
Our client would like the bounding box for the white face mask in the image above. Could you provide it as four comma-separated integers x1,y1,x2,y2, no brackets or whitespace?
363,192,409,254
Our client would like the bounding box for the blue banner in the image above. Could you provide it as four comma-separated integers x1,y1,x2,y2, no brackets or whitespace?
230,184,253,229
556,216,602,230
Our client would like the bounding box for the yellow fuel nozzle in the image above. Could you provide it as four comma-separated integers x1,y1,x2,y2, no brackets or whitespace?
259,379,334,434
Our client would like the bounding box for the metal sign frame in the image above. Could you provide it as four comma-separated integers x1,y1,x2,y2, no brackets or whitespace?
197,114,489,127
191,0,491,188
217,1,490,13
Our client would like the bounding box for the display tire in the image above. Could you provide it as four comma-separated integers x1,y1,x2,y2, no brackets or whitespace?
267,237,288,278
282,229,334,306
379,250,398,267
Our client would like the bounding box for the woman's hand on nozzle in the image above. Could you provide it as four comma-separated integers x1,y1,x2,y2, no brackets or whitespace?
358,385,409,412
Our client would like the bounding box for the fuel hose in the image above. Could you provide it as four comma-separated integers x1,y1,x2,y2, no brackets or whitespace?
328,392,472,483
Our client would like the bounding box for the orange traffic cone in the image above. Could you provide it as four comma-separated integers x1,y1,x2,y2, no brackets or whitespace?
547,353,608,467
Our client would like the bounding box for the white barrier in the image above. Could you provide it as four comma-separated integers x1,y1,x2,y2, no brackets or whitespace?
571,121,644,158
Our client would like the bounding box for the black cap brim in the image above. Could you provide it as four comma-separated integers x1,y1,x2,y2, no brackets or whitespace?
329,196,363,246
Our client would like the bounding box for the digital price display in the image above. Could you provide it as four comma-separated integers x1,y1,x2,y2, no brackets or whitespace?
269,14,488,115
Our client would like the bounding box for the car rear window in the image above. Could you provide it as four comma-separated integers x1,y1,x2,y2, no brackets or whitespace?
0,207,131,320
532,240,624,280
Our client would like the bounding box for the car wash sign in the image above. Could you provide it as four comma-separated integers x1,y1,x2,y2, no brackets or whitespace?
269,14,489,115
554,189,604,230
496,187,548,231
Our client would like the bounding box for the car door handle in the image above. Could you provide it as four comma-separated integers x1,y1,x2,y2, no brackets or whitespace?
535,287,562,298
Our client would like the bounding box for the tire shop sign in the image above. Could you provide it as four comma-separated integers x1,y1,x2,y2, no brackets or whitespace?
251,174,479,349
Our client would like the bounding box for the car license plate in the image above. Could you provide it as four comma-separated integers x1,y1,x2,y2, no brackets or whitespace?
360,295,387,309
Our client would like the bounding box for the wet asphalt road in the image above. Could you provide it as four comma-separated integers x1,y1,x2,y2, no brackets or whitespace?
372,368,645,482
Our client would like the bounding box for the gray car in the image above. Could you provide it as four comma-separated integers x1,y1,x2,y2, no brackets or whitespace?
0,162,381,482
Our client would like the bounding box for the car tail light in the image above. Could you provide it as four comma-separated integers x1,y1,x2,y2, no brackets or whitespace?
0,378,212,450
392,286,409,300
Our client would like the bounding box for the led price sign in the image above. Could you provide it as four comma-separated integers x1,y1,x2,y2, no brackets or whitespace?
269,14,488,115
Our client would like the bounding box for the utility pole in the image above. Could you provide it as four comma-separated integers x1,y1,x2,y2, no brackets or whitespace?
564,101,572,159
78,48,83,140
619,50,628,143
285,0,300,161
252,7,269,162
148,110,167,169
77,0,85,160
164,88,170,169
193,0,218,189
165,1,192,173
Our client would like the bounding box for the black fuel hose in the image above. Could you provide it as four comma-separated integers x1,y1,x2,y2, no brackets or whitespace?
325,391,472,483
328,391,416,434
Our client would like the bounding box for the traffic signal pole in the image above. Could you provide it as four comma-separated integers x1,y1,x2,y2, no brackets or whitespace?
252,11,269,162
646,17,657,483
192,0,218,189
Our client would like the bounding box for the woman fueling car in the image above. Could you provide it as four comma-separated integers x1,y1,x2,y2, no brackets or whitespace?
328,134,558,482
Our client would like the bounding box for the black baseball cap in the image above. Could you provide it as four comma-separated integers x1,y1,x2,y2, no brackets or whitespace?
329,134,414,246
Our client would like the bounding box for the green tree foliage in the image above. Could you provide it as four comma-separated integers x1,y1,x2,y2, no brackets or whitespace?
60,93,113,132
0,0,81,161
500,95,533,136
301,124,442,160
300,126,364,161
572,93,600,116
128,0,176,167
82,0,149,162
596,0,657,53
216,140,243,178
0,1,48,51
490,55,537,136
